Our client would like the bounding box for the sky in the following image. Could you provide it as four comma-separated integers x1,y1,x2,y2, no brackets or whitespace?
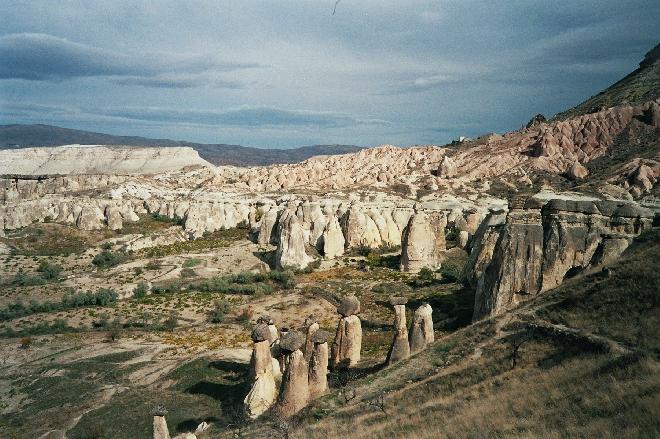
0,0,658,148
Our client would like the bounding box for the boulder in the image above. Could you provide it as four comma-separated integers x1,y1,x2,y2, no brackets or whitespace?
567,161,589,180
337,295,361,317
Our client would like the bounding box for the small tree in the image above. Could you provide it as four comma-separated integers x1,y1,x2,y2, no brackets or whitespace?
37,260,63,280
108,317,122,342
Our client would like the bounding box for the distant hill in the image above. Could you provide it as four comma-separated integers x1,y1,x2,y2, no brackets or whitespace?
0,124,363,166
555,43,660,120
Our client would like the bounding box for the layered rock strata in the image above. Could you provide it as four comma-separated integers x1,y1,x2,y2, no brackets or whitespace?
468,198,654,320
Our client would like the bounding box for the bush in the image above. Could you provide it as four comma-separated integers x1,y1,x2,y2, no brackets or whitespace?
133,282,149,299
145,260,162,270
151,283,180,295
180,268,196,278
183,258,202,268
12,269,45,286
162,310,179,331
210,299,231,323
37,259,63,280
107,317,122,342
410,267,435,288
92,250,126,269
20,336,32,349
0,289,118,322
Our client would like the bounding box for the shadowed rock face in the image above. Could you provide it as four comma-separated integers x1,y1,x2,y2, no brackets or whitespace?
468,198,654,320
331,314,362,369
277,349,309,418
308,331,330,399
409,303,434,354
386,301,410,365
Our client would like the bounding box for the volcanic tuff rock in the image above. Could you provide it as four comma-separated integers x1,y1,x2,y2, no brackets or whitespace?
308,330,330,399
468,198,654,320
331,314,362,369
277,349,309,418
400,211,447,273
386,300,410,365
0,146,211,175
409,303,434,354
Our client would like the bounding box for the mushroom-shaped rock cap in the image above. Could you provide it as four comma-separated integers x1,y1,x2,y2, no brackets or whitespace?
251,323,271,342
304,315,317,327
151,405,168,416
390,296,408,306
279,330,305,352
337,295,360,316
257,315,273,325
311,330,330,344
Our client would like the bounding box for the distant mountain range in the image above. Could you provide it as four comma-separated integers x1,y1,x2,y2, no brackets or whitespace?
0,124,363,166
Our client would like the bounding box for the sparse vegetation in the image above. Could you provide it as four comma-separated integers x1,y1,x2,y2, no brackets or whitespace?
92,250,127,269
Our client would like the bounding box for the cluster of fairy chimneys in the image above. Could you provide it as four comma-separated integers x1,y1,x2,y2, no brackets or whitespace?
244,295,434,419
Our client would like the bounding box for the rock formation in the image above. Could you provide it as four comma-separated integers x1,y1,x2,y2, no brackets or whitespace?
438,155,458,178
0,146,211,175
303,315,319,361
567,161,589,179
467,198,654,320
245,324,278,419
409,303,434,354
276,209,315,269
331,296,362,369
152,406,170,439
386,297,410,365
322,216,345,259
400,210,446,273
308,330,330,399
277,330,309,418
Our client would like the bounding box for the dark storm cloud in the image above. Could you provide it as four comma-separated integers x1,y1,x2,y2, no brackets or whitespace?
0,33,261,86
0,0,658,147
0,101,387,129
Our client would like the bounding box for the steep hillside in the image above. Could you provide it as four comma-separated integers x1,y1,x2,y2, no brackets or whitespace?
555,43,660,120
0,124,363,166
241,230,660,438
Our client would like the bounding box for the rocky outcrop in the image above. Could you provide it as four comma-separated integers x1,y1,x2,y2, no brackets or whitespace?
276,209,316,269
331,296,362,369
409,303,434,354
277,331,309,418
400,210,446,273
308,330,330,399
0,146,211,175
468,198,654,320
386,297,410,365
567,161,589,180
438,155,458,178
322,216,345,259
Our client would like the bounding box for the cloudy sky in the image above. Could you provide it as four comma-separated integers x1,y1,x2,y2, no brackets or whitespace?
0,1,658,148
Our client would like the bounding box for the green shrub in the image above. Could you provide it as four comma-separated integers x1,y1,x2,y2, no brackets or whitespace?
37,259,63,280
133,282,149,299
162,310,179,331
210,298,231,323
92,250,126,269
410,267,436,288
180,268,196,278
183,258,202,268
